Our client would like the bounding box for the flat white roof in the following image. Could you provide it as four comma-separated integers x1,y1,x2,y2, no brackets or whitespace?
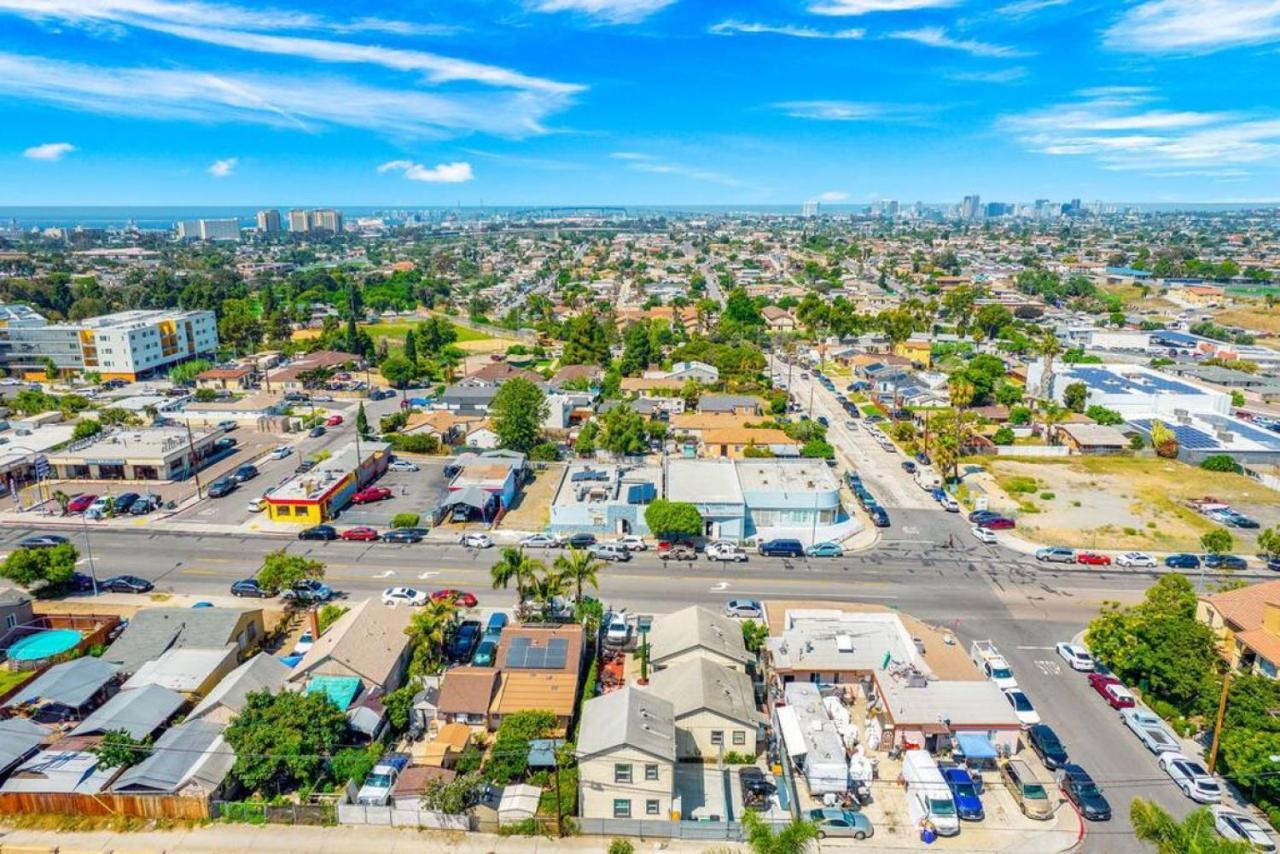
666,459,743,504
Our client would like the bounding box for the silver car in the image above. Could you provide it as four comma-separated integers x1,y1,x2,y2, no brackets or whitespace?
724,599,763,619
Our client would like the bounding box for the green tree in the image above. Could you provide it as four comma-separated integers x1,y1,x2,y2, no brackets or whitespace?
561,313,611,366
1201,528,1234,557
403,328,418,364
416,316,459,354
742,811,820,853
1129,799,1252,854
491,547,545,603
1085,405,1125,426
256,549,325,594
554,547,603,603
992,426,1015,445
1199,455,1237,473
421,771,486,814
619,322,653,376
330,744,381,786
490,377,548,453
380,355,416,390
1258,526,1280,558
218,298,264,354
486,709,557,785
382,684,417,733
741,620,769,655
89,729,150,769
599,404,648,456
224,690,349,794
356,402,369,437
43,357,58,381
0,543,78,589
1063,381,1088,413
169,359,213,385
72,419,102,441
644,499,703,539
405,598,460,677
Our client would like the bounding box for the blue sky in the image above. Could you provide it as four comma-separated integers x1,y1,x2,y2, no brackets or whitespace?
2,0,1280,206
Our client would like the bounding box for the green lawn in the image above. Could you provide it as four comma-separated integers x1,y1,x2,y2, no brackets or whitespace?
0,669,34,698
360,319,492,345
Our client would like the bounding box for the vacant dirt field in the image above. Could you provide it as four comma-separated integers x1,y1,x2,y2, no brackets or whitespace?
1214,305,1280,336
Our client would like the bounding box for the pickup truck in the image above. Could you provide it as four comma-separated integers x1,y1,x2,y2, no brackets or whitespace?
355,753,410,805
1121,707,1181,754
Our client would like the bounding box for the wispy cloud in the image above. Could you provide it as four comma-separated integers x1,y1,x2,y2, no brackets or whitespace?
887,26,1031,57
1104,0,1280,55
948,67,1028,83
609,151,749,188
207,156,237,176
995,0,1070,17
710,19,864,39
817,191,849,201
532,0,675,24
773,100,917,121
23,141,75,160
377,160,474,182
808,0,958,15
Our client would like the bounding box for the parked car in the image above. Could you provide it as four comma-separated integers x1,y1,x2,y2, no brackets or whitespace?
739,767,777,812
461,533,494,549
588,542,632,562
940,495,961,512
1087,673,1136,709
901,460,917,474
972,526,998,545
942,766,985,821
383,527,428,543
341,526,380,542
1165,553,1202,569
18,534,69,548
99,574,154,593
448,621,482,660
867,505,890,527
1116,551,1156,568
1003,688,1041,726
1000,758,1054,821
1205,554,1248,571
1027,723,1069,770
706,541,748,562
129,494,161,515
207,478,238,498
295,459,317,474
352,486,393,504
657,540,697,560
112,492,140,513
308,425,326,438
355,754,409,807
1212,806,1276,850
806,541,844,558
565,533,597,549
724,599,763,619
217,420,238,432
1061,764,1112,822
283,579,333,603
757,538,805,558
298,524,337,541
67,493,97,514
605,610,630,646
387,459,419,472
520,533,562,549
614,535,647,551
326,414,344,427
431,589,478,608
968,509,1000,523
269,445,293,460
1036,547,1076,563
1122,707,1181,753
230,578,269,598
977,516,1016,530
1160,752,1223,803
1076,551,1112,566
1056,642,1095,671
808,808,873,841
381,586,428,607
472,638,498,667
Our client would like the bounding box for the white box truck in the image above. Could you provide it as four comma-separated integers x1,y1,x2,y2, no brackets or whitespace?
969,640,1018,690
901,749,961,837
914,467,943,491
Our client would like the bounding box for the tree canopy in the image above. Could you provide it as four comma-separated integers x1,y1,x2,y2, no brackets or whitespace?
0,543,78,589
224,690,349,794
644,499,703,539
256,549,325,594
490,377,549,453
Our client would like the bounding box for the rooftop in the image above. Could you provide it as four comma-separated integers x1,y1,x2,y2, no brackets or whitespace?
267,441,389,503
735,459,839,494
578,686,675,762
666,458,743,505
553,462,662,508
47,426,218,462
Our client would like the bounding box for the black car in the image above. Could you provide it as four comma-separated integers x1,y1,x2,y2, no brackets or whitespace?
112,492,140,513
232,464,259,483
1204,554,1248,571
298,524,338,541
100,574,154,593
816,416,829,427
296,459,317,474
739,767,777,811
207,478,238,498
1268,557,1280,572
1028,724,1069,770
968,509,1001,523
230,578,270,598
448,620,482,661
867,505,891,527
129,494,161,515
383,527,428,543
901,461,917,474
1060,764,1111,822
915,452,932,465
68,571,96,592
567,533,597,549
309,425,326,438
18,534,69,549
214,436,238,451
758,538,805,558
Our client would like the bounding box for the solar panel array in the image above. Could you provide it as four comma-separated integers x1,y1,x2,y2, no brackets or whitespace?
1131,419,1222,450
506,636,569,669
1200,414,1280,450
1070,367,1203,397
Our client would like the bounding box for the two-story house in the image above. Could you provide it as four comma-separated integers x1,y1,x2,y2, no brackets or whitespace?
577,687,676,820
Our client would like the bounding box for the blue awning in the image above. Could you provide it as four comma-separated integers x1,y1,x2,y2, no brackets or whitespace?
955,732,997,760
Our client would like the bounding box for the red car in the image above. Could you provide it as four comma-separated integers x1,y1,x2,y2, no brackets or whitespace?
977,516,1016,530
326,415,344,427
1076,551,1112,566
340,526,380,542
657,540,697,560
1087,673,1136,709
67,493,98,513
352,486,392,504
431,589,478,608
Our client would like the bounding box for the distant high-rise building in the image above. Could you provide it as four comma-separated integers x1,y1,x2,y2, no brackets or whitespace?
985,202,1012,219
176,218,240,241
886,200,900,218
801,201,820,218
310,209,344,233
288,209,310,232
256,209,281,233
961,194,982,221
176,220,200,240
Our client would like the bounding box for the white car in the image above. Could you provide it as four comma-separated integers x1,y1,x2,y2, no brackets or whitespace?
1160,752,1222,803
461,533,493,549
1003,688,1041,726
724,599,764,619
614,535,648,551
269,446,293,460
520,533,561,549
381,586,428,607
605,610,630,646
706,541,749,562
1056,642,1095,671
291,630,314,656
248,497,267,513
972,526,998,545
940,495,961,513
1212,806,1276,851
387,459,419,472
1116,551,1156,568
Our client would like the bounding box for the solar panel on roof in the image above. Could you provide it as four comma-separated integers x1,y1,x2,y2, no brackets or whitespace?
545,638,568,669
507,636,530,668
505,636,569,669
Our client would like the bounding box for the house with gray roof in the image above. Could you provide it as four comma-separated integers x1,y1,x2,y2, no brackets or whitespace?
188,652,290,726
69,684,184,740
102,607,264,674
697,394,761,415
112,719,234,798
577,687,675,820
2,656,120,713
1,749,115,795
0,718,50,778
648,605,753,673
647,657,765,760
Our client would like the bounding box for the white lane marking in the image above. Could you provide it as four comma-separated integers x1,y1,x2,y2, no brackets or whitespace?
710,581,729,591
417,571,440,580
1035,660,1062,676
1017,645,1055,650
372,570,395,579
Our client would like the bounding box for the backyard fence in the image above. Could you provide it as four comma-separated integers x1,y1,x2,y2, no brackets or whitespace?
0,792,210,820
336,800,469,830
212,799,337,826
577,818,753,840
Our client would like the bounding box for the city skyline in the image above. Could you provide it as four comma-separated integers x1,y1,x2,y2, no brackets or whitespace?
2,0,1280,205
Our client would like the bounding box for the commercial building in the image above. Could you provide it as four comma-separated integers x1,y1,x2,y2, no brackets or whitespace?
288,209,344,233
255,209,281,234
6,308,218,381
44,425,221,481
263,440,390,524
549,462,661,537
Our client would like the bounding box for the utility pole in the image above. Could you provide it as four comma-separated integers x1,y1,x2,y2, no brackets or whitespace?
184,419,204,500
552,748,564,837
1207,671,1232,774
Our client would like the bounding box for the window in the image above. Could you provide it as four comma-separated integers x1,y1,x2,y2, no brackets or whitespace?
646,799,660,816
4,614,16,630
711,731,724,746
613,799,631,819
733,731,746,746
644,764,659,781
614,763,632,784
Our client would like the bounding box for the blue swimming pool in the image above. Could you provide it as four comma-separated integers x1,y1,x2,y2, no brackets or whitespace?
7,629,82,661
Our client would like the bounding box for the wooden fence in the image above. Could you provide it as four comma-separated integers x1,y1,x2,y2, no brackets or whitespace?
0,791,210,820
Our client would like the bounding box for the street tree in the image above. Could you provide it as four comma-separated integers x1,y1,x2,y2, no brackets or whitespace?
1063,381,1088,413
224,690,348,794
1129,799,1251,854
490,547,545,603
256,549,325,594
1201,528,1234,557
554,547,603,603
0,543,78,589
490,377,548,453
644,499,703,539
406,598,460,677
356,402,369,437
379,355,416,390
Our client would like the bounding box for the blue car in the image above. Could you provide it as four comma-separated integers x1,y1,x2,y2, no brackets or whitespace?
1165,553,1201,569
485,612,509,634
942,767,985,821
806,541,844,558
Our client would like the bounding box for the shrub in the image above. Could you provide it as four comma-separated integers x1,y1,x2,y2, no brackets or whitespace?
992,426,1015,445
1124,527,1139,536
1200,454,1238,473
722,751,757,765
385,433,441,454
317,603,349,634
1039,492,1055,501
529,442,560,462
1004,476,1038,494
391,513,420,529
608,840,635,854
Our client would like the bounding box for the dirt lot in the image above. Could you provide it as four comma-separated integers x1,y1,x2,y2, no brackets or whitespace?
1214,305,1280,336
970,455,1280,551
497,463,563,531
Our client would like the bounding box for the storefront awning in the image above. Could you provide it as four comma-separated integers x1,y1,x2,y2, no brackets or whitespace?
955,732,997,760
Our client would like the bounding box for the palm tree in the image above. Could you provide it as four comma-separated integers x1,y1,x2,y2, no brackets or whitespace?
553,547,603,603
405,598,458,676
742,811,819,854
1130,798,1252,853
490,547,544,603
1036,330,1062,402
948,377,976,411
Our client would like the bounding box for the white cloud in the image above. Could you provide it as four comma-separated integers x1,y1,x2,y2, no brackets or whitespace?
773,100,909,121
995,0,1069,16
710,19,864,39
609,151,749,188
817,191,850,201
23,141,75,160
207,156,237,176
377,160,473,183
809,0,958,15
948,67,1028,83
887,26,1030,57
1104,0,1280,54
532,0,675,24
0,52,571,138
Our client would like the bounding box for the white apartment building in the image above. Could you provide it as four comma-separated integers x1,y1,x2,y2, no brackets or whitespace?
176,219,241,242
7,309,219,380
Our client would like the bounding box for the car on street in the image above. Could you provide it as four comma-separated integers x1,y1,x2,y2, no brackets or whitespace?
341,526,380,542
283,579,333,603
207,478,238,498
1116,551,1156,568
1087,673,1136,709
352,486,393,504
1056,642,1094,671
1060,764,1112,822
757,538,805,557
1036,547,1076,563
230,578,269,598
977,516,1015,530
940,495,961,512
972,526,998,545
724,599,763,619
968,509,1001,523
308,425,326,438
381,586,427,606
942,766,984,821
614,535,647,551
67,493,97,514
808,808,873,841
706,541,748,562
112,492,140,513
431,589,478,608
217,420,237,432
1076,551,1112,566
232,464,259,483
1166,553,1202,569
298,524,337,541
1122,707,1181,753
99,574,154,593
19,534,69,548
806,541,844,558
269,445,293,459
588,542,632,562
867,505,890,527
129,494,161,515
1159,752,1222,803
520,533,562,549
387,459,419,472
1205,554,1248,571
657,540,697,560
901,460,917,474
383,527,428,543
1027,723,1069,770
1212,806,1276,850
565,533,597,549
1003,688,1041,726
295,458,317,473
248,495,269,513
461,533,493,549
326,414,344,427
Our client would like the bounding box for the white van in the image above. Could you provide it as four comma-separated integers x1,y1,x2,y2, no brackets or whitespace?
914,467,943,491
901,749,961,837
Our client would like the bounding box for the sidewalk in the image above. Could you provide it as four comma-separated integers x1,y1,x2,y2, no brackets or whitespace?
997,529,1279,580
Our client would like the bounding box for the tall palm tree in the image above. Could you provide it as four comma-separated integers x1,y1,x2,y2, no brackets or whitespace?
553,547,604,603
742,811,819,854
1036,330,1062,403
1130,798,1252,854
405,598,458,676
490,548,543,603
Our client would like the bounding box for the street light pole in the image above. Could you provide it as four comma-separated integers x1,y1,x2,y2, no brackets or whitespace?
80,510,99,597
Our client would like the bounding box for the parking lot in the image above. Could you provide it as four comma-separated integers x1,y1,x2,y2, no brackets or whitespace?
333,460,452,529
